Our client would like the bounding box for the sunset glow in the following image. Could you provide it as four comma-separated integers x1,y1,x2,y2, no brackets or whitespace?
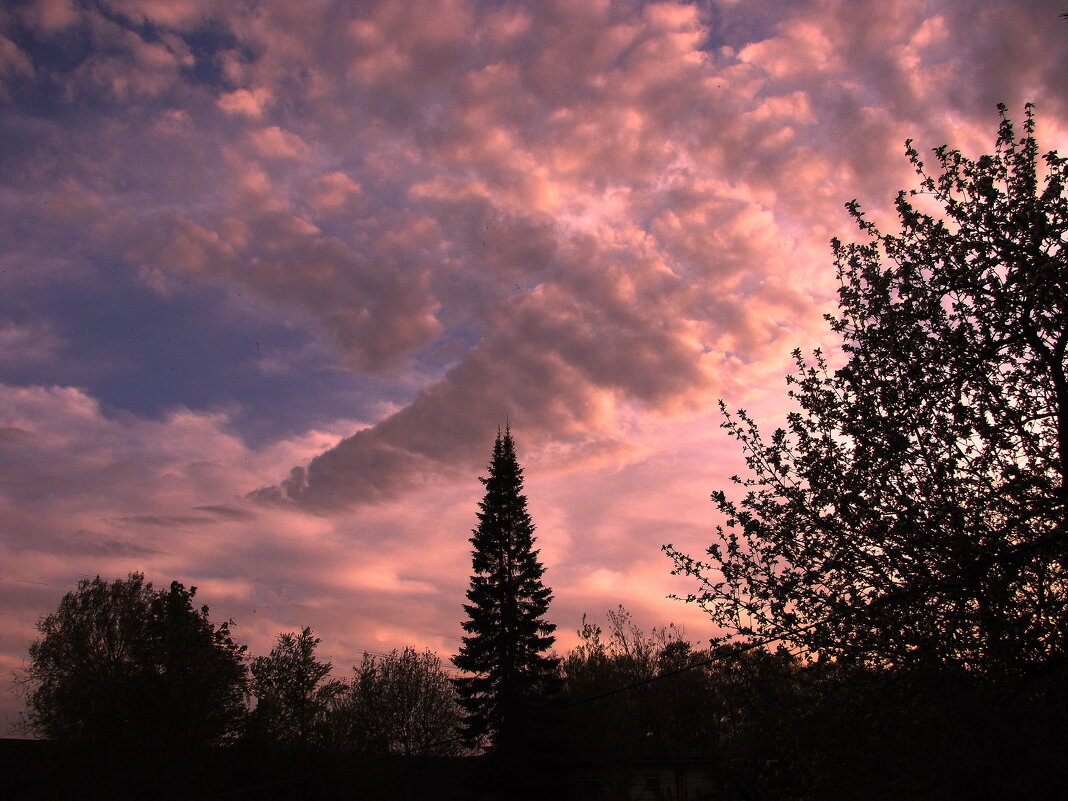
2,0,1066,734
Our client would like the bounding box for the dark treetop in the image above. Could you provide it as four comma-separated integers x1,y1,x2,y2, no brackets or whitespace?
666,104,1068,676
453,428,560,752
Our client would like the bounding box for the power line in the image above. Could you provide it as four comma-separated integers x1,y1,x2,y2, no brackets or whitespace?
187,622,818,800
556,621,821,713
188,562,1015,798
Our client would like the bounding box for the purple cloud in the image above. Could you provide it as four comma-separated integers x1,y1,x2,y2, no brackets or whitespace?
2,0,1067,735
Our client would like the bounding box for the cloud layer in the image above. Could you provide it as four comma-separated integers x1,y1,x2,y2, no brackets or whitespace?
2,0,1067,732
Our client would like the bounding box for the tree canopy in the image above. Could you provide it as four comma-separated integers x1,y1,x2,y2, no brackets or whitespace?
335,647,463,756
666,105,1068,675
453,427,560,752
562,607,723,761
248,627,345,749
23,573,247,755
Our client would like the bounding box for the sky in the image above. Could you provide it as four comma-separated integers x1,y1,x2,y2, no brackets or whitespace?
2,0,1067,734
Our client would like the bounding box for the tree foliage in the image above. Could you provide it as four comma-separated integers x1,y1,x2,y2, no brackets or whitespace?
560,607,809,788
666,105,1068,675
248,627,344,749
24,573,247,747
453,428,560,752
334,647,463,756
562,607,718,759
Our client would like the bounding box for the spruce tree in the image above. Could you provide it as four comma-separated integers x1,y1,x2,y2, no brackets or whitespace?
453,427,560,753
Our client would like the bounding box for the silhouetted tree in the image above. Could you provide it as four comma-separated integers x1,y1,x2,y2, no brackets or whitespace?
453,428,560,753
562,607,720,760
666,104,1068,676
248,627,344,749
22,574,247,798
24,573,247,744
333,647,463,755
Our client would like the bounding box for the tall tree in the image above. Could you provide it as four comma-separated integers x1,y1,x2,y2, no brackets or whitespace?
666,105,1068,675
22,574,248,798
24,573,247,746
453,427,560,752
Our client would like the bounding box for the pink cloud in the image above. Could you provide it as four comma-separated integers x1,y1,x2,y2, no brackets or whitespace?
14,0,80,36
0,321,64,367
217,87,274,118
34,0,1050,518
4,0,1068,735
247,125,308,161
0,378,722,733
305,171,363,215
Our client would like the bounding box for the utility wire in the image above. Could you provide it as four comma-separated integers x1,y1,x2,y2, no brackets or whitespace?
190,562,996,799
188,621,820,800
555,620,821,713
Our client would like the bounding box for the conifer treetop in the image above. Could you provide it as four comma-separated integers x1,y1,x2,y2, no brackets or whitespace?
453,427,560,751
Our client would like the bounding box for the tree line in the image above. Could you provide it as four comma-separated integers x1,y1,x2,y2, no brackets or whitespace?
18,570,753,794
19,575,465,752
15,105,1068,799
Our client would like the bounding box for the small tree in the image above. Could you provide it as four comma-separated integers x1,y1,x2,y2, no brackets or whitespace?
248,627,344,749
666,105,1068,675
24,573,247,746
453,427,560,753
336,647,463,755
